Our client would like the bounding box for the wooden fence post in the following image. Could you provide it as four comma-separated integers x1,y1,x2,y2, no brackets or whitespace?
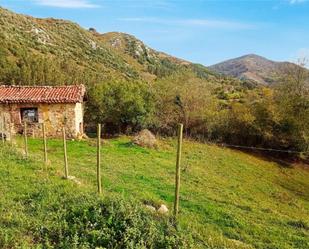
9,123,12,145
42,123,48,168
97,124,102,194
62,127,69,179
174,123,183,219
24,121,28,158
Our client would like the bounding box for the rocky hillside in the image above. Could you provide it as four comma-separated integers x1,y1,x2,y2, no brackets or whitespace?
95,31,192,81
210,54,294,85
0,7,138,81
0,7,222,85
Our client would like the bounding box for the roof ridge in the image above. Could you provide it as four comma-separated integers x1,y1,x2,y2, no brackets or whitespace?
0,84,86,104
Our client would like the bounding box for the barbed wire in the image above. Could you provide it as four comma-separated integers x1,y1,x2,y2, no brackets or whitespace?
218,143,307,154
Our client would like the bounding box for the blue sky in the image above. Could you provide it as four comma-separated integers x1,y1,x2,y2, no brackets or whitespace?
1,0,309,66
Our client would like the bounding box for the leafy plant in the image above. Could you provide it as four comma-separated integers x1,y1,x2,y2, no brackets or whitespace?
35,196,193,249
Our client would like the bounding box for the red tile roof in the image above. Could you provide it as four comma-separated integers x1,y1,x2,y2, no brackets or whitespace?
0,85,86,104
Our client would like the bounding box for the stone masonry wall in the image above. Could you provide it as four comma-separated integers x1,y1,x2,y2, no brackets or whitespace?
74,102,84,136
0,102,84,139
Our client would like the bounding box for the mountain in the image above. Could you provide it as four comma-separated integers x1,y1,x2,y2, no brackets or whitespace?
94,31,192,81
209,54,293,85
0,7,223,86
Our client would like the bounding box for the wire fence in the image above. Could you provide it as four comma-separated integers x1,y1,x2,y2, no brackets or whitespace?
1,115,308,221
0,120,185,221
219,143,307,154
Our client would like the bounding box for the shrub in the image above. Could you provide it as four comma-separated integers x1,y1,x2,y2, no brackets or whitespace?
34,196,193,249
86,80,155,134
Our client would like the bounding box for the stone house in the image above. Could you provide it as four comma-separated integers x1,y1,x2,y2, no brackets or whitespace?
0,85,86,139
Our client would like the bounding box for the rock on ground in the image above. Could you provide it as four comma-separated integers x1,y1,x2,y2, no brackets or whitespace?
158,204,169,214
132,129,157,149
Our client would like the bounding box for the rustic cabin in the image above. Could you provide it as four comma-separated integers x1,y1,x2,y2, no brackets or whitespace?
0,85,86,139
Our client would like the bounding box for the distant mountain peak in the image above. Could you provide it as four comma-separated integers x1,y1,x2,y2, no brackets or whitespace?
241,53,265,58
209,54,289,85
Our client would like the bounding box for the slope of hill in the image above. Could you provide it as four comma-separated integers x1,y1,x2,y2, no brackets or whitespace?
0,7,223,85
209,54,293,85
1,136,308,248
0,7,141,81
95,31,192,81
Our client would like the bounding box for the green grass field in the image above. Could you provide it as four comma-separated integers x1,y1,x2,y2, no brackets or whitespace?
0,136,308,248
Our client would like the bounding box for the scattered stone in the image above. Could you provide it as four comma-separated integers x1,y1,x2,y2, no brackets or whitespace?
111,38,122,48
158,204,168,214
132,129,157,149
89,40,97,49
65,175,81,185
31,26,51,45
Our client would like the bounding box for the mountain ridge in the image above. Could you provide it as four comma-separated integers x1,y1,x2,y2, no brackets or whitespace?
209,53,297,85
0,6,223,85
1,6,304,88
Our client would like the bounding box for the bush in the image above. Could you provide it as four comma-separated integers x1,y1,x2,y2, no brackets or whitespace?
86,80,155,134
34,196,193,249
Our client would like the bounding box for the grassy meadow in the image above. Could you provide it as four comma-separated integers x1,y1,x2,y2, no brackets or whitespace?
0,136,308,248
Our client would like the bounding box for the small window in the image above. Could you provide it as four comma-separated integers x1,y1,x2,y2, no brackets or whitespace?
21,108,38,123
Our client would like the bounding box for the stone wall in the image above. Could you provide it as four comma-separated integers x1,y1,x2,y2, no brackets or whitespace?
0,102,84,139
0,104,12,140
74,102,84,136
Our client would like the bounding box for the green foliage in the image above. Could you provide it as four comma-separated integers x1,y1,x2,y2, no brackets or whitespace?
0,7,140,85
2,137,309,249
153,66,309,155
123,34,182,78
190,63,216,79
153,70,218,136
0,6,308,156
36,196,191,249
146,58,181,78
0,145,193,249
274,64,309,154
86,80,155,133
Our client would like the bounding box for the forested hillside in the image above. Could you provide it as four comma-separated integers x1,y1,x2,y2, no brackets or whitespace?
0,7,308,157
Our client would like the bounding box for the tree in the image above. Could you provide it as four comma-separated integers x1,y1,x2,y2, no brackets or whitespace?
154,70,216,137
275,59,309,154
86,80,155,133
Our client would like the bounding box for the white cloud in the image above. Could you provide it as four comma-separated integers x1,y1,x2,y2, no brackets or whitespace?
118,17,255,30
289,0,308,4
34,0,100,8
125,1,173,10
